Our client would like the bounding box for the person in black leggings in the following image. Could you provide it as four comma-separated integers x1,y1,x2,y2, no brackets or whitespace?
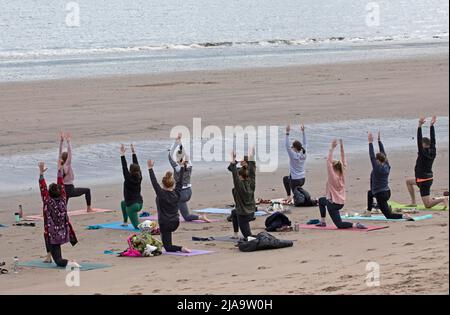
228,148,256,239
147,159,191,253
406,116,448,209
366,132,414,220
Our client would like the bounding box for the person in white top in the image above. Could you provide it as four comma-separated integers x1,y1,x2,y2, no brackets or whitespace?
283,123,307,204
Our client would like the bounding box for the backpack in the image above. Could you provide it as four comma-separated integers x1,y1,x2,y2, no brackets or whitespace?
293,187,316,207
238,231,294,252
265,212,291,232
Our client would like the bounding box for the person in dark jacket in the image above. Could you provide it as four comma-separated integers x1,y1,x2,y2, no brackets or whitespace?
406,117,448,209
365,131,413,220
39,160,79,267
120,144,143,229
228,148,256,239
147,159,191,253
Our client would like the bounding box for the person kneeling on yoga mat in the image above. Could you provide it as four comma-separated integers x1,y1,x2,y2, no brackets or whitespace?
169,133,209,222
228,148,256,239
364,131,414,220
147,159,191,253
405,116,448,209
120,144,143,229
59,131,93,213
316,139,367,229
283,123,307,205
39,161,79,267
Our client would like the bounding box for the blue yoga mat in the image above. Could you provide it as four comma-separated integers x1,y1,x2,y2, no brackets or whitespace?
341,214,433,222
193,208,267,216
87,222,139,231
0,224,7,228
19,260,112,271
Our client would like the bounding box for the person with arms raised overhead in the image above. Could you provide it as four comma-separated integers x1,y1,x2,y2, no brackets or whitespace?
405,116,448,209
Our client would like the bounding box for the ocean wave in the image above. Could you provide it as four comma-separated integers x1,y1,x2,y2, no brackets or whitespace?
0,33,448,60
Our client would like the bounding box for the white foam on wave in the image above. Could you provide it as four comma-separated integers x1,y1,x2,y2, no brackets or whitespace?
0,33,448,61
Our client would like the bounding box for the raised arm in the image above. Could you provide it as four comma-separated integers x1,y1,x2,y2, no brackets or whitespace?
148,160,163,197
339,139,347,169
66,137,72,166
130,144,139,165
59,131,64,161
377,131,386,156
247,146,256,184
327,140,336,174
120,144,130,179
38,162,49,204
417,117,426,153
168,141,181,171
368,133,378,170
430,116,436,148
301,124,307,150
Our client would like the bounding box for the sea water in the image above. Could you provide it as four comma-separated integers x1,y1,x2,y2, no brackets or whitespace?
0,0,448,81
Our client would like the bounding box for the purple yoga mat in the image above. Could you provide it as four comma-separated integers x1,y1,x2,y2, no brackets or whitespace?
140,215,221,224
163,249,215,256
299,224,388,232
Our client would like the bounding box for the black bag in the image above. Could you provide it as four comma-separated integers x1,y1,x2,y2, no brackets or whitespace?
238,231,294,252
265,212,291,232
293,187,316,207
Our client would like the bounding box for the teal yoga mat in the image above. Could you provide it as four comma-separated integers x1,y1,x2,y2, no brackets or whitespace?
193,208,267,216
87,222,139,231
341,214,433,222
19,260,112,271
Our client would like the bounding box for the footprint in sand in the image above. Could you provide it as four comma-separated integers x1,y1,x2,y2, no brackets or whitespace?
177,279,189,283
403,242,414,246
257,266,271,270
322,285,344,292
367,248,377,251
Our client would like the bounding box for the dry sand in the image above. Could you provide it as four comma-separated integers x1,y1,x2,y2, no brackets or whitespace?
0,55,448,294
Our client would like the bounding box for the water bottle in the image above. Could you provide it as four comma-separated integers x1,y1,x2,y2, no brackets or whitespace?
13,257,19,274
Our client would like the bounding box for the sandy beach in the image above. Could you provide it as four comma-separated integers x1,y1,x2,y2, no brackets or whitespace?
0,55,448,294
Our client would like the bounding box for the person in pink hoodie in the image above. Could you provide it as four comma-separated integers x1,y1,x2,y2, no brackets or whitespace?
59,132,93,213
316,139,366,229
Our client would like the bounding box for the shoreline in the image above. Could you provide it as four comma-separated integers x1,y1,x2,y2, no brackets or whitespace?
1,51,448,86
1,38,448,84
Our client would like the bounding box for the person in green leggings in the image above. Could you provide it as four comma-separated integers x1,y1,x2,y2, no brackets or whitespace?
120,144,143,229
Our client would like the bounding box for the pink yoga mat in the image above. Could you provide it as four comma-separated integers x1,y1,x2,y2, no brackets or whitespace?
163,249,215,256
298,224,388,232
140,215,221,224
26,208,115,221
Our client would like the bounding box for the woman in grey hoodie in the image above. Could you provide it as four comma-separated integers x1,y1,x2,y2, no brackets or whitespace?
168,133,210,222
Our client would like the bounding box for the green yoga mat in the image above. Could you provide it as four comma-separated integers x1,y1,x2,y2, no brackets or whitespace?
389,201,447,211
19,260,112,271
